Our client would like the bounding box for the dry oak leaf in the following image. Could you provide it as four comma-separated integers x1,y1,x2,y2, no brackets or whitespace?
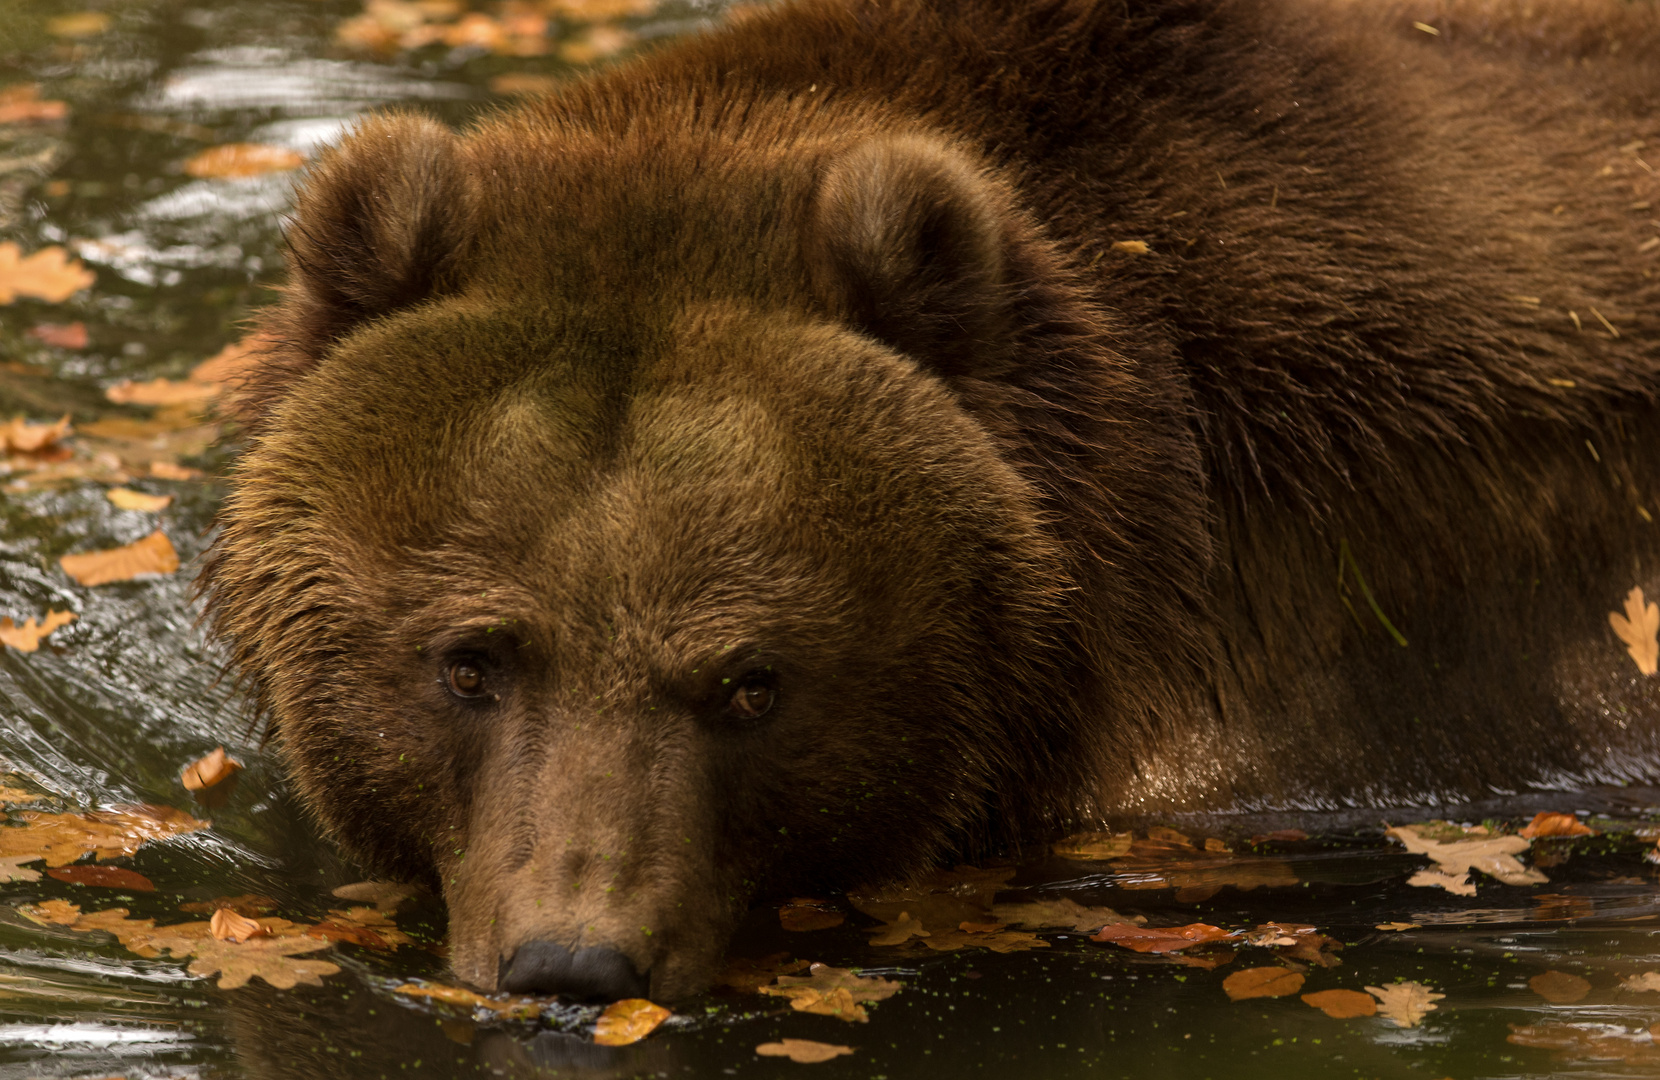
717,952,811,993
1223,966,1305,1001
992,897,1144,934
1388,824,1547,890
1610,586,1659,675
47,865,154,891
756,1039,854,1064
780,897,844,932
60,530,179,586
1,414,70,453
183,143,304,180
1620,971,1660,993
1302,989,1378,1018
0,609,75,652
1519,812,1598,839
186,934,338,990
1052,830,1133,860
1091,922,1236,954
0,244,93,304
0,804,206,867
1530,970,1592,1004
1366,982,1444,1028
28,322,87,349
181,747,242,793
0,85,69,125
392,981,540,1020
1508,1022,1660,1065
593,998,671,1046
107,488,172,512
331,881,419,911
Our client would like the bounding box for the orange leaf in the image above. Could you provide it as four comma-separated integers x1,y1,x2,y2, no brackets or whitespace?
779,897,844,932
27,322,87,348
1090,922,1235,953
189,336,266,384
2,414,70,453
47,865,155,891
149,460,205,481
105,377,218,407
180,746,243,792
210,907,267,943
0,609,75,652
592,998,670,1046
1609,586,1659,675
46,13,111,37
0,85,69,125
755,1039,854,1063
1530,970,1592,1004
183,143,305,180
106,488,172,512
60,530,179,586
0,244,94,303
1223,966,1305,1001
1302,988,1378,1018
1519,812,1598,839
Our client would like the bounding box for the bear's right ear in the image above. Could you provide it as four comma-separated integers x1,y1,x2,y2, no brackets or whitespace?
804,134,1015,376
237,112,472,429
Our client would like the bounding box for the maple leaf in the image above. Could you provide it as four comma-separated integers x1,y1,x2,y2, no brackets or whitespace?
0,85,69,125
1301,989,1377,1018
183,143,305,180
1530,970,1591,1003
1519,812,1598,839
0,609,75,652
593,998,671,1046
1366,981,1444,1027
755,1039,854,1063
1090,922,1236,953
717,953,810,993
1223,966,1305,1001
1609,586,1659,675
186,935,339,990
59,529,180,586
779,897,844,932
107,488,172,512
1388,824,1547,891
0,244,94,303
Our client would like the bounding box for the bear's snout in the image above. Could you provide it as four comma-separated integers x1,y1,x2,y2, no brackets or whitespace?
499,941,649,1001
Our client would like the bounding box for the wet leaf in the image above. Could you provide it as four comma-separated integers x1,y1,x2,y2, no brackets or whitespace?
105,377,219,407
47,865,155,891
186,934,339,990
1620,971,1660,993
1375,921,1420,931
392,981,541,1020
0,855,41,882
593,998,670,1046
762,963,900,1020
27,322,87,348
1090,922,1236,953
1223,966,1305,1001
2,414,70,452
0,804,207,867
1508,1022,1660,1064
1519,812,1598,839
1104,830,1299,901
866,910,929,946
180,747,242,793
1388,824,1547,891
1301,989,1378,1018
149,460,204,481
183,143,304,180
0,609,75,652
717,953,810,993
1610,586,1659,675
0,85,69,125
60,530,180,586
179,894,278,918
1249,829,1310,844
1531,970,1592,1004
210,908,267,943
330,881,419,911
1366,981,1444,1027
46,12,111,37
779,897,844,932
309,906,411,950
18,899,83,925
918,926,1048,954
755,1039,853,1063
107,488,171,512
0,244,94,303
1051,830,1132,860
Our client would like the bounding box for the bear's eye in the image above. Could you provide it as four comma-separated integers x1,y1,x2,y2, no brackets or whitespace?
728,678,775,719
447,660,486,699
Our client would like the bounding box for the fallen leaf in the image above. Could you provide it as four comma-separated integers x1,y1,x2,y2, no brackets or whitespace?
210,908,267,943
105,377,219,407
593,998,670,1046
1375,921,1420,931
919,926,1049,954
392,980,541,1020
1112,240,1150,255
2,414,70,452
717,953,811,993
1248,922,1342,967
1620,971,1660,993
27,322,87,348
1302,988,1378,1018
849,864,1013,936
1531,970,1592,1004
46,12,111,37
180,747,242,793
17,898,84,925
0,85,69,125
1531,893,1596,920
60,530,179,586
309,906,411,950
330,881,419,911
179,894,278,917
1052,830,1133,860
1223,966,1305,1001
0,609,75,652
1249,829,1310,844
1388,824,1547,890
46,865,154,891
756,1039,853,1063
0,804,206,867
1366,981,1444,1028
149,460,204,481
0,855,41,882
186,934,339,990
992,897,1143,933
761,963,900,1022
106,488,172,512
867,910,930,946
1090,922,1236,953
1508,1022,1660,1065
1519,812,1598,839
1103,831,1299,901
183,143,304,180
1406,868,1476,896
0,244,94,303
780,897,844,932
190,336,266,385
1610,586,1659,675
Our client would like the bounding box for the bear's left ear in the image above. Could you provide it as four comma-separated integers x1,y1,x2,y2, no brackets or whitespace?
805,133,1015,374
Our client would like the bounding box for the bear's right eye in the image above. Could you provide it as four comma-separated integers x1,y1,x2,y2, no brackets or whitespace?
447,660,486,699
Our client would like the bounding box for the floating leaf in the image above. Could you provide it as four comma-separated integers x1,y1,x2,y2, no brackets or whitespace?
0,855,41,882
779,897,844,932
0,609,75,652
1301,989,1377,1018
180,747,242,794
1508,1022,1660,1065
210,908,267,943
490,72,561,96
718,952,811,993
46,12,111,37
1090,922,1235,953
1375,921,1420,931
918,926,1048,954
1620,971,1660,993
47,865,154,891
27,322,87,348
1519,812,1598,839
1610,586,1659,675
1388,824,1547,891
17,899,83,926
105,377,218,407
557,23,634,64
0,804,206,867
756,1039,853,1063
1530,970,1592,1004
331,881,419,911
761,964,899,1022
392,980,542,1020
183,143,304,180
593,998,670,1046
1223,966,1305,1001
309,906,411,950
867,910,929,946
2,414,70,453
1366,981,1444,1028
1249,829,1310,844
107,488,172,512
60,530,179,586
149,460,204,481
186,934,338,990
0,85,69,125
0,244,93,303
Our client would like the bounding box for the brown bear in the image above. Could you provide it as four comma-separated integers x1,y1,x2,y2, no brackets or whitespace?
202,0,1660,1001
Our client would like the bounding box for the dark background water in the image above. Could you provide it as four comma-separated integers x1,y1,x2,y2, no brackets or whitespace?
2,2,1660,1077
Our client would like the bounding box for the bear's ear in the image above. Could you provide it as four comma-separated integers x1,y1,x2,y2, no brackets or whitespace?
805,134,1013,374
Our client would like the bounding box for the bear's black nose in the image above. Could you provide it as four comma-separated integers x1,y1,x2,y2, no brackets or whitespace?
498,941,650,1001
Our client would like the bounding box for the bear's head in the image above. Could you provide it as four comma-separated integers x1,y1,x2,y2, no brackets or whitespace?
202,110,1111,1000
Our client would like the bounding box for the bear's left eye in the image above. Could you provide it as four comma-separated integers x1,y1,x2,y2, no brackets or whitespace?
447,660,487,699
728,678,775,719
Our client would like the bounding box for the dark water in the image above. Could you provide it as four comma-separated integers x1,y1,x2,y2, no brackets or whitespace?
2,2,1660,1077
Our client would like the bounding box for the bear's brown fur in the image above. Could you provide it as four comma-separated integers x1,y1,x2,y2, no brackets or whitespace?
203,0,1660,998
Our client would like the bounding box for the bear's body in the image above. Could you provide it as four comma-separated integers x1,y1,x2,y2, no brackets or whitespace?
204,0,1660,999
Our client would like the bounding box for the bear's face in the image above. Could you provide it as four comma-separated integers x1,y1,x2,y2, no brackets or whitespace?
205,114,1087,999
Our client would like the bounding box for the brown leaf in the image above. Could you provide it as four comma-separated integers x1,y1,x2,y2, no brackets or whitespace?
558,24,635,63
1249,922,1343,968
1375,921,1420,931
0,85,69,125
186,934,338,990
105,377,219,407
330,881,419,911
60,530,179,586
1366,981,1444,1028
755,1039,854,1063
1621,971,1660,993
149,460,204,481
547,0,658,16
47,865,154,891
189,335,266,385
28,322,87,348
1249,829,1310,844
867,910,930,946
0,609,75,652
0,804,207,867
17,898,84,925
1302,989,1378,1018
920,927,1049,954
1105,831,1299,899
1609,586,1659,675
0,854,42,882
1223,966,1305,1001
762,963,900,1019
593,998,671,1046
179,894,278,917
210,907,267,943
1051,830,1133,860
180,747,242,792
2,414,70,452
1388,824,1547,890
1508,1022,1660,1064
780,897,844,932
0,244,93,303
717,952,810,993
1530,970,1592,1004
392,981,541,1020
1519,812,1598,839
310,906,411,950
47,13,111,37
183,143,304,180
107,488,172,512
1091,922,1236,953
992,897,1143,933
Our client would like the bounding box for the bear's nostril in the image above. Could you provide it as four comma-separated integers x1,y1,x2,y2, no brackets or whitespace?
498,941,650,1001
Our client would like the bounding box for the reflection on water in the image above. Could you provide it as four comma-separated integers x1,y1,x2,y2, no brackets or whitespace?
2,0,1660,1077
